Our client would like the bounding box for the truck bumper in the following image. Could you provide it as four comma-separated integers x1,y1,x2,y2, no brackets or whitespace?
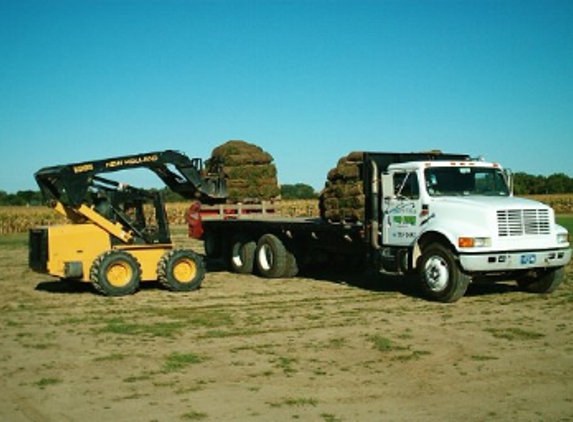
459,247,571,272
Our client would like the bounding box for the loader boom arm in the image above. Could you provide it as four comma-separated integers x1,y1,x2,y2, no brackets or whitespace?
34,150,227,207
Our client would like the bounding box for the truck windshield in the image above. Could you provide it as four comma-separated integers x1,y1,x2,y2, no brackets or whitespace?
424,167,509,197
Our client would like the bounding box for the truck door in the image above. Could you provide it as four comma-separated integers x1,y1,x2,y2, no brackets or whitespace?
382,171,422,246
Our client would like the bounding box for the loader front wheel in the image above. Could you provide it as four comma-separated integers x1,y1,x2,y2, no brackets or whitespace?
158,249,205,292
90,250,141,296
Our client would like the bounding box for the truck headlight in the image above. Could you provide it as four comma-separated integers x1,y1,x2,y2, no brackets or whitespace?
557,233,569,244
458,237,491,248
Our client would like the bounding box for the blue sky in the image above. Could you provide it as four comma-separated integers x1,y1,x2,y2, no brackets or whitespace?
1,0,572,193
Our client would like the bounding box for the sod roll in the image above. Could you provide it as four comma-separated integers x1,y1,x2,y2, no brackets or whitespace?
320,151,365,222
208,140,280,202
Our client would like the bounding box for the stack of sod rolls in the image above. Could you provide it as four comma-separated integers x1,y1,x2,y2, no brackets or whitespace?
319,151,365,222
207,140,280,203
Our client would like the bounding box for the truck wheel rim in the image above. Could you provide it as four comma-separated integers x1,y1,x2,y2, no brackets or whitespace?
424,256,449,292
258,245,273,271
232,244,244,267
107,262,132,287
173,258,196,283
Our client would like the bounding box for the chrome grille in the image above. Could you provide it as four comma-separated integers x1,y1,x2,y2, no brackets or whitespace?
497,209,551,236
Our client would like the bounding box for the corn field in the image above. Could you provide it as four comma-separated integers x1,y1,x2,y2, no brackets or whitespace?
1,195,572,236
523,194,573,215
0,206,67,235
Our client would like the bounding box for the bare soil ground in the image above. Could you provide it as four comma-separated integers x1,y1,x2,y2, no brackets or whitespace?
1,230,573,422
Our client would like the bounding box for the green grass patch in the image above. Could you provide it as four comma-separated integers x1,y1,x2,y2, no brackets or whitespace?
0,232,28,249
392,349,432,362
321,414,344,422
94,353,126,362
368,334,404,352
271,355,298,375
486,327,545,340
100,318,186,338
268,397,318,408
25,342,57,350
326,337,346,349
57,316,96,326
471,355,499,361
35,377,62,389
181,410,208,420
163,352,205,373
123,373,153,383
556,215,573,233
147,308,234,328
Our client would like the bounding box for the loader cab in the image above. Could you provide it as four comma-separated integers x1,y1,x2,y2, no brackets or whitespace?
89,182,171,245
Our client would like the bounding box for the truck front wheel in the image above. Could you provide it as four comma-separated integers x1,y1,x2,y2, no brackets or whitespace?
419,243,470,303
517,267,565,294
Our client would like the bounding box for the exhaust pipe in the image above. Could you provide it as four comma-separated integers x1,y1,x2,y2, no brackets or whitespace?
370,160,381,250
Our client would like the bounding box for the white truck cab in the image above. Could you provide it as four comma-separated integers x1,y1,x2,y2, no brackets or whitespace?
379,159,571,302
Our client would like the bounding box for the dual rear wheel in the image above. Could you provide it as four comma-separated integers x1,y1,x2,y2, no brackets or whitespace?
226,233,298,278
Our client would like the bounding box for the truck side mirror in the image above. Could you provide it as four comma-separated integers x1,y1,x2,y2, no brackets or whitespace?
381,172,394,200
503,168,513,195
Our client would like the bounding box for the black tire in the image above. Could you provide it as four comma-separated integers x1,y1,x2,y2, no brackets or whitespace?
90,250,141,296
419,243,470,303
517,266,565,294
228,234,256,274
283,247,299,278
255,233,288,278
158,249,205,292
204,231,222,259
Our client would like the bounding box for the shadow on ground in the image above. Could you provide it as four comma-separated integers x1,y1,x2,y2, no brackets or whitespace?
35,279,167,295
206,257,523,302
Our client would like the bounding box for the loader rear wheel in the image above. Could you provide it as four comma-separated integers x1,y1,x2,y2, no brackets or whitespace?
255,234,288,278
158,249,205,292
90,250,141,296
228,234,256,274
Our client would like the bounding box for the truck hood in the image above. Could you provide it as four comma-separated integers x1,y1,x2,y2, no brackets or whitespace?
431,195,550,211
426,195,556,246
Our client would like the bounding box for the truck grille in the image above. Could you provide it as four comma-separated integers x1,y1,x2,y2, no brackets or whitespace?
497,209,551,237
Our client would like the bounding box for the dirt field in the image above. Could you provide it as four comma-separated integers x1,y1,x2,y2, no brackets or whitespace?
1,230,573,422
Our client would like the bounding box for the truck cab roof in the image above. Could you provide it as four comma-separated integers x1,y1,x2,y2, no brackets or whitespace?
387,159,503,172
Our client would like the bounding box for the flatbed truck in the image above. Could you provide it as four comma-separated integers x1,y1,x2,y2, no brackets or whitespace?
196,151,571,302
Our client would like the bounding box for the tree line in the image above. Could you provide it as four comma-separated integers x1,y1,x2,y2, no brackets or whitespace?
1,172,572,206
512,172,573,195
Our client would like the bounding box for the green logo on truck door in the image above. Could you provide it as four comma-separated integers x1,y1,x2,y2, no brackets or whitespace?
393,215,417,226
